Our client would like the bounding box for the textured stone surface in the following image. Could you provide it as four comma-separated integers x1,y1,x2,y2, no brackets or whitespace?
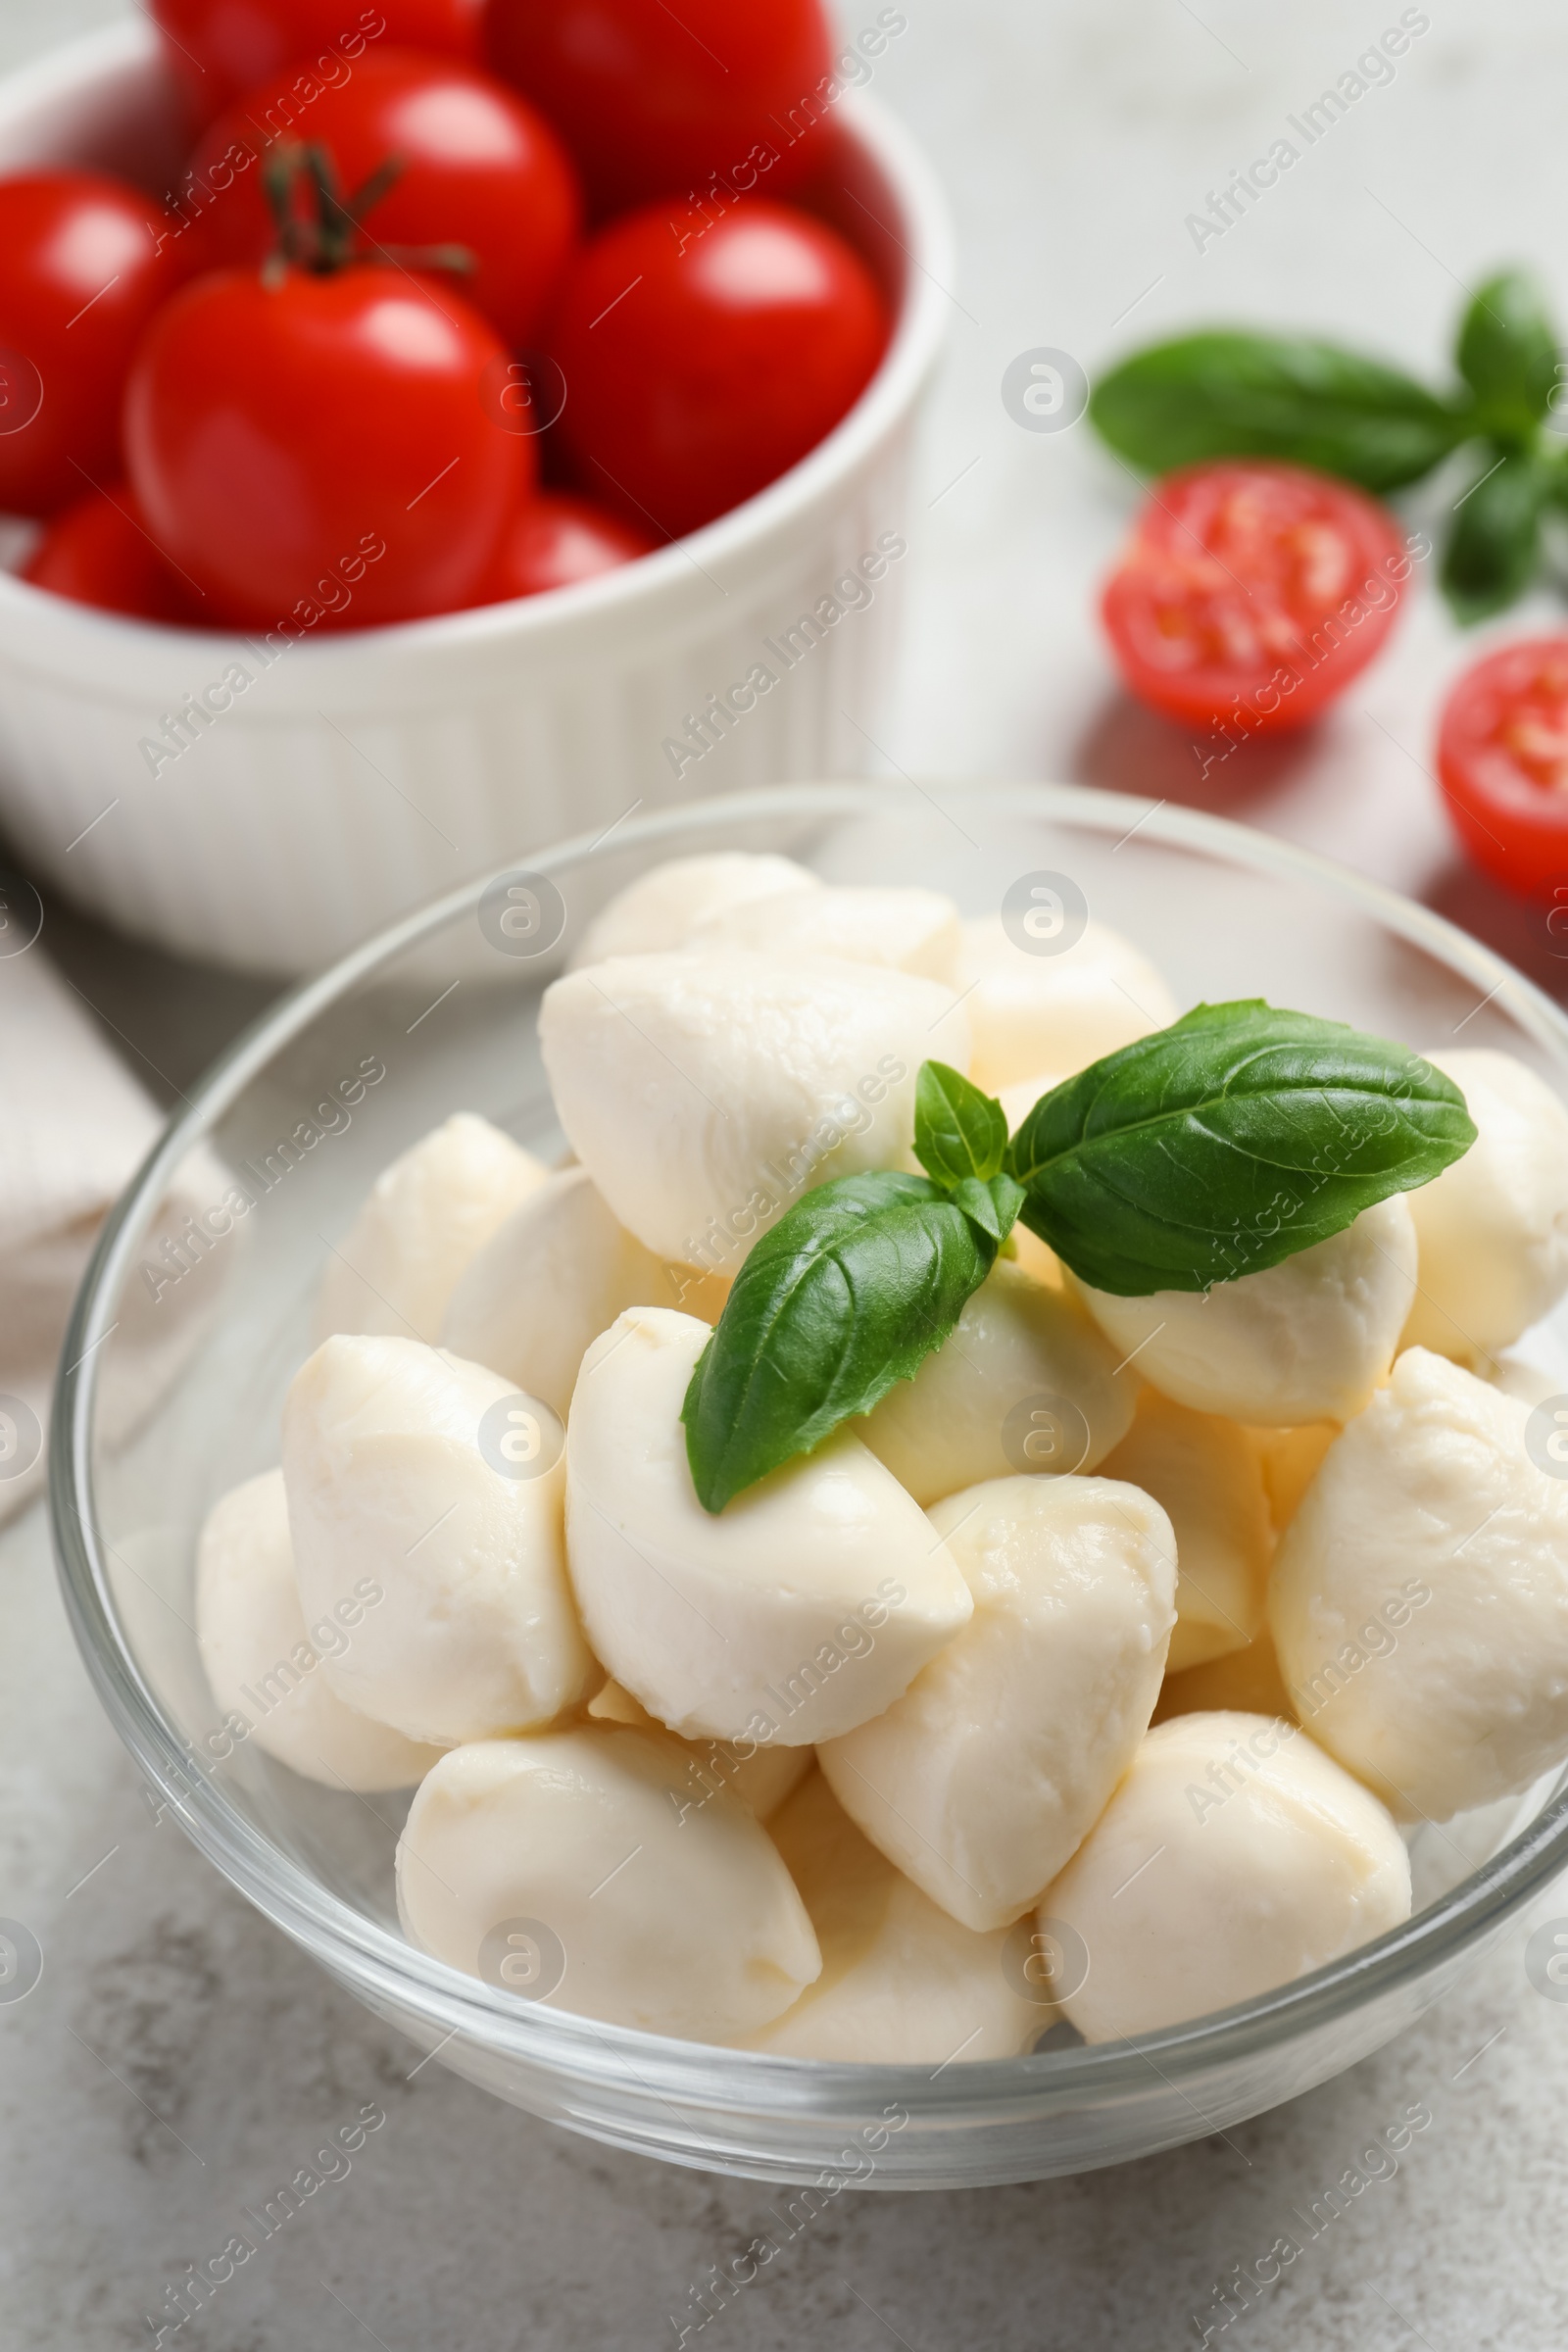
6,2,1568,2345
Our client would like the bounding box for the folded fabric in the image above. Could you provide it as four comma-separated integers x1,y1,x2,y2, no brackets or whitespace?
0,946,166,1526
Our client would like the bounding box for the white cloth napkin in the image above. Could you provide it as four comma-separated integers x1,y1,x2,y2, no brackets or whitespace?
0,947,166,1525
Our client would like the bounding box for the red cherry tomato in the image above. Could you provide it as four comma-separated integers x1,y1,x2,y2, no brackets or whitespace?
1101,461,1410,736
124,267,527,629
1437,638,1568,904
0,172,189,517
475,491,654,601
551,200,888,541
23,482,202,622
152,1,484,126
484,0,834,216
187,51,581,348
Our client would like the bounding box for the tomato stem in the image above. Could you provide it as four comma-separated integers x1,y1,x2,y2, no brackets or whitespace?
258,139,475,283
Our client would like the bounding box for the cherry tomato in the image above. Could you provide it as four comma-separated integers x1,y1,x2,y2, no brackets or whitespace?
152,1,485,126
551,200,888,541
0,172,189,517
23,483,203,622
1101,461,1410,736
124,267,527,629
1437,638,1568,904
188,50,580,347
484,0,834,215
475,491,654,601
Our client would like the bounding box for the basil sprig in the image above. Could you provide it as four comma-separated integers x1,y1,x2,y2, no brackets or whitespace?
681,1006,1474,1512
1007,1002,1474,1296
1089,269,1568,621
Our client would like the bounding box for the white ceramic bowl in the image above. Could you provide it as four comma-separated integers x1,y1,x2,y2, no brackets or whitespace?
0,24,952,975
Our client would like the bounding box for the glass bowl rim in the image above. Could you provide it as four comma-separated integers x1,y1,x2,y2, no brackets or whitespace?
50,778,1568,2122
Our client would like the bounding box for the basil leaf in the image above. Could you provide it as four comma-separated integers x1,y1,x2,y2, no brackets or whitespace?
1455,270,1559,443
913,1059,1008,1186
1007,1002,1475,1298
948,1171,1026,1246
1090,331,1468,492
681,1172,997,1512
1442,446,1546,623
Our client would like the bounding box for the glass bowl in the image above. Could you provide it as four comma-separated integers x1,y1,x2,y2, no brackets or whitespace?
51,781,1568,2189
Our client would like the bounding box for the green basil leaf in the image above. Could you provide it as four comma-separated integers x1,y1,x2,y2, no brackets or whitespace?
1089,331,1469,492
913,1059,1008,1187
681,1172,997,1512
1007,1001,1476,1298
1455,270,1560,443
947,1170,1026,1245
1442,446,1546,623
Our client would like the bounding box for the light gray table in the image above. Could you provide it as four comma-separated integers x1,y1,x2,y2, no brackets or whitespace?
5,4,1568,2344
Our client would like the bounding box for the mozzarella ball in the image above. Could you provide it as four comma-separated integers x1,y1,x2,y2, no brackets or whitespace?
689,883,961,983
1270,1347,1568,1820
398,1730,819,2038
856,1259,1135,1506
586,1679,811,1821
282,1336,596,1746
998,1069,1067,1130
958,913,1178,1094
1246,1422,1338,1533
1100,1392,1272,1671
196,1470,444,1790
539,951,964,1267
1152,1631,1294,1727
314,1114,549,1346
442,1166,686,1418
576,852,819,963
565,1307,973,1745
819,1475,1176,1930
1042,1712,1410,2040
1076,1196,1418,1427
741,1773,1046,2062
1400,1050,1568,1360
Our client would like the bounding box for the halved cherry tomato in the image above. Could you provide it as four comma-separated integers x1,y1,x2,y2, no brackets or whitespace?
23,483,203,622
1437,637,1568,904
124,266,527,629
152,1,485,126
0,172,187,516
484,0,834,216
551,199,888,541
187,50,581,348
476,492,655,601
1101,461,1411,736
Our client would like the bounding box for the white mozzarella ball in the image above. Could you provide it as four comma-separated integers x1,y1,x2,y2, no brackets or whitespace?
442,1166,692,1418
998,1069,1067,1130
958,913,1178,1094
1100,1392,1272,1672
741,1773,1047,2062
819,1475,1176,1931
1076,1195,1418,1427
1152,1631,1295,1727
314,1114,549,1347
1042,1712,1410,2041
539,951,964,1267
564,1307,973,1745
586,1679,811,1821
196,1470,444,1790
856,1259,1135,1506
283,1336,596,1746
1269,1347,1568,1820
576,852,819,964
398,1730,820,2038
689,883,962,983
1400,1050,1568,1360
1246,1421,1338,1532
